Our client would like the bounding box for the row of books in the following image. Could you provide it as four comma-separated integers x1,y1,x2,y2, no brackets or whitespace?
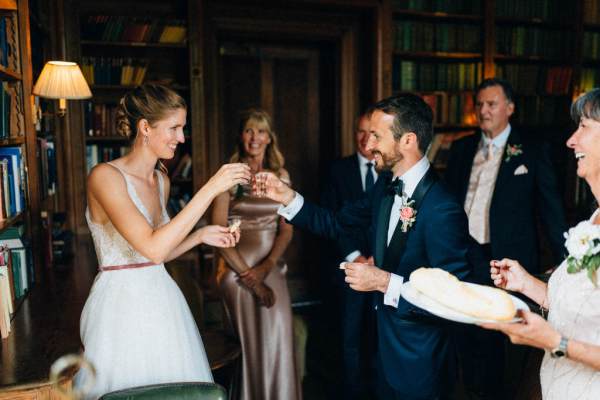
495,0,574,22
0,82,25,139
86,145,129,174
393,21,481,53
583,0,600,24
391,0,482,15
0,15,19,72
579,68,600,92
37,138,57,199
583,32,600,60
81,16,187,44
421,93,476,126
511,96,572,126
495,65,572,95
80,57,148,86
496,26,574,59
84,102,120,137
0,147,26,220
0,227,33,339
393,60,483,91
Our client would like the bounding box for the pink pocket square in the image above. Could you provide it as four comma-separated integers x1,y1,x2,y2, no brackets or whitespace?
514,165,528,175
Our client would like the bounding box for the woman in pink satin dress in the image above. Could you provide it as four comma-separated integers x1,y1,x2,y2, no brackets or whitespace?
212,109,301,400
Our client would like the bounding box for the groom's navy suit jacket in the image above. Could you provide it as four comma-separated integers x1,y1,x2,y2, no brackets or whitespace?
290,169,471,398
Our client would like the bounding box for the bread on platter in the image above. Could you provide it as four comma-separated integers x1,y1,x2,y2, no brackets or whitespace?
409,267,516,321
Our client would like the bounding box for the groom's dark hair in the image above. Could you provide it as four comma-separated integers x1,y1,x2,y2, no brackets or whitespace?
368,93,433,155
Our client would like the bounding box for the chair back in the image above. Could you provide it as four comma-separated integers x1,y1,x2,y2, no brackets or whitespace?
99,382,227,400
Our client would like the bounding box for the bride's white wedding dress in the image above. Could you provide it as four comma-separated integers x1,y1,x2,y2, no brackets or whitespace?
74,163,212,399
539,209,600,399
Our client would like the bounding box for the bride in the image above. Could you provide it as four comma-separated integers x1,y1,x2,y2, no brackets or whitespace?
74,84,251,399
481,88,600,399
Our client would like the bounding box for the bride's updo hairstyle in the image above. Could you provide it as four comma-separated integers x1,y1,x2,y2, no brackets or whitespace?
571,88,600,125
116,83,187,144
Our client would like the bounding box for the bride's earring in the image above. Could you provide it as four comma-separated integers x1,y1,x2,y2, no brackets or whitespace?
143,135,149,146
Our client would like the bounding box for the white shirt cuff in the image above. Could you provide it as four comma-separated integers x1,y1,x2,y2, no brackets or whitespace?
277,192,304,220
345,251,362,263
383,273,404,308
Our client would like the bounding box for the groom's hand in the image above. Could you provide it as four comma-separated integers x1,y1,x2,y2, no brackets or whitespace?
343,262,390,293
253,172,295,205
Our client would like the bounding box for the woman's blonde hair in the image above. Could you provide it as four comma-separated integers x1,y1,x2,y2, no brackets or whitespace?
116,83,186,173
229,108,285,175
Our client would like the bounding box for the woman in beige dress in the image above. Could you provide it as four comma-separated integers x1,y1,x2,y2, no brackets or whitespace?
212,109,301,400
481,89,600,399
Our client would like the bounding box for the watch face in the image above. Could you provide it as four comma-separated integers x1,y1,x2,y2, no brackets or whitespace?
551,349,565,358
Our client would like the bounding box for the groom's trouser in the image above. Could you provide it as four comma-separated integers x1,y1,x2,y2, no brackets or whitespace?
376,358,453,400
342,286,377,400
460,240,505,399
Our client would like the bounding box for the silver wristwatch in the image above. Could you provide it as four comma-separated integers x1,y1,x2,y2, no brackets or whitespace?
550,336,569,359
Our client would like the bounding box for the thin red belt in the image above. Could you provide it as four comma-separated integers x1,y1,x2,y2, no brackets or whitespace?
99,261,156,272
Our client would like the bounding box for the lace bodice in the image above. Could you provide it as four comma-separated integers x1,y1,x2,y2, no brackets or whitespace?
86,163,170,268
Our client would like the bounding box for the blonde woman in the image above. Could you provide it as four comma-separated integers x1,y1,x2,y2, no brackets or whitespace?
75,84,251,398
212,109,301,400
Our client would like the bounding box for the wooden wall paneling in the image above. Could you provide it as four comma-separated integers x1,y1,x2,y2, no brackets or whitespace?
375,0,393,100
260,60,274,116
17,0,43,274
63,0,87,234
204,6,222,178
340,23,358,156
483,0,495,78
188,0,209,188
206,2,376,165
49,0,67,213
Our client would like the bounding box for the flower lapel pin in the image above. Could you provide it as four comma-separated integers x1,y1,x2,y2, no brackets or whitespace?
504,144,523,162
399,198,417,233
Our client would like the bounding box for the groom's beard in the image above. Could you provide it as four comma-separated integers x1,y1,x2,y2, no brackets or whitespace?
373,150,403,172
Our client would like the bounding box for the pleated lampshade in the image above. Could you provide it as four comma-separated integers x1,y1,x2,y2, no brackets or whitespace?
33,61,92,115
33,61,92,99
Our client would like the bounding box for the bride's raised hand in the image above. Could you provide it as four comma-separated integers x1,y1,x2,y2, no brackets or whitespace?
206,163,252,195
197,225,238,248
490,258,531,293
253,172,295,205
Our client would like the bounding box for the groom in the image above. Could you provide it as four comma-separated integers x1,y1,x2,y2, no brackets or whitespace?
256,94,471,399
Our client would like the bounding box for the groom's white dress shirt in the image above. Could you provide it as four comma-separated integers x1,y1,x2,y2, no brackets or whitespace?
278,156,430,309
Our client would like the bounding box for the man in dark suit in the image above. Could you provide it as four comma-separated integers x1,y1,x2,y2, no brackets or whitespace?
320,113,378,399
444,78,567,399
256,94,471,400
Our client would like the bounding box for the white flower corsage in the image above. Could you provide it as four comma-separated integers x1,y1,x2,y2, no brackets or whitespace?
564,220,600,285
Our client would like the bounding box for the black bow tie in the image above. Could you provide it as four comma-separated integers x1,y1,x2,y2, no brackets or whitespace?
387,178,404,197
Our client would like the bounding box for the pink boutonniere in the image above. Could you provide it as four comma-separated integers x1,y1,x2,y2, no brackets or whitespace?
399,198,417,233
505,144,523,162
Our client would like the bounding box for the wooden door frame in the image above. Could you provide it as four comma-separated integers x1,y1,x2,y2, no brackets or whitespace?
218,45,320,173
200,1,387,182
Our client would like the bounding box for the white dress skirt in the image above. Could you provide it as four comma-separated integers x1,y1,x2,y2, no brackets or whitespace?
74,164,212,399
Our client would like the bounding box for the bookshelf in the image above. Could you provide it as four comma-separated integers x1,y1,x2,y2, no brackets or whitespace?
389,0,582,202
61,0,203,226
0,0,46,341
391,0,484,171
